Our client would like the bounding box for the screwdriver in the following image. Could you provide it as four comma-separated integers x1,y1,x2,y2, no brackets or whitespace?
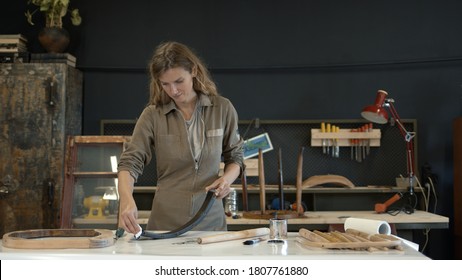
350,129,358,160
366,123,372,155
335,126,340,158
321,122,326,154
333,125,339,158
350,129,355,160
326,123,331,155
361,124,366,160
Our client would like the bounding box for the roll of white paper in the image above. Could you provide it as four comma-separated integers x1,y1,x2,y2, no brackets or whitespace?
344,217,391,235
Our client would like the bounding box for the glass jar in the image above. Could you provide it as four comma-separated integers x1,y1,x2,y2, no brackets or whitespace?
224,188,238,217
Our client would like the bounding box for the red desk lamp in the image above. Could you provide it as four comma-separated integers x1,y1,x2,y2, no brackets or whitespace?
361,90,416,196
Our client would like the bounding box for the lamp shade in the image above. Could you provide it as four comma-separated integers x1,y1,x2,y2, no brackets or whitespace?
361,90,389,124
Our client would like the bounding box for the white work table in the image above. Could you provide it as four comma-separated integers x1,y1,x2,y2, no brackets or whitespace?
0,230,428,260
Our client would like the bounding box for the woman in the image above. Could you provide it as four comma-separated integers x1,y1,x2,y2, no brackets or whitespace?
117,41,244,234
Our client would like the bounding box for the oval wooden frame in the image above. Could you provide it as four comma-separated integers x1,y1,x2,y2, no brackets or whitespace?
2,229,114,249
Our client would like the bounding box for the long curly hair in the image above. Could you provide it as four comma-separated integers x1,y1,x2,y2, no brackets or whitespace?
148,41,218,105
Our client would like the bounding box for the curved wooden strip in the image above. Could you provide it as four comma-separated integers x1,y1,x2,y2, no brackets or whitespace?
140,190,216,239
302,174,355,188
2,229,114,249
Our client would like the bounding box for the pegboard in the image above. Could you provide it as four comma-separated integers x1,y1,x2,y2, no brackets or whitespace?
100,119,418,187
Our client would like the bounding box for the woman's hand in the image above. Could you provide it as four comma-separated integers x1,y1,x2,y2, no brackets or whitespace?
205,177,232,199
118,196,140,234
205,162,241,199
117,170,140,234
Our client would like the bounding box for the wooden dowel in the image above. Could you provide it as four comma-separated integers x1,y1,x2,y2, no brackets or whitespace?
241,169,248,212
296,146,304,215
198,227,270,244
258,149,266,214
278,147,284,210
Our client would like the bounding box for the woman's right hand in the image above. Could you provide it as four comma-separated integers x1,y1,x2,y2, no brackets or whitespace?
117,170,140,234
118,196,140,234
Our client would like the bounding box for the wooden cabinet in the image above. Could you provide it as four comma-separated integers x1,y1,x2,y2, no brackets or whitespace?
0,63,82,236
61,136,130,229
454,117,462,259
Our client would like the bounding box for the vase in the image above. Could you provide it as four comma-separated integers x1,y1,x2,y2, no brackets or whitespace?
38,27,70,53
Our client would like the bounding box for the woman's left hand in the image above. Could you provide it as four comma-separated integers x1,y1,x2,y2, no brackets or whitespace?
205,177,231,199
206,163,241,198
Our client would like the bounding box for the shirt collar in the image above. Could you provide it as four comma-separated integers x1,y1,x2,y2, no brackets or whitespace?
162,94,213,115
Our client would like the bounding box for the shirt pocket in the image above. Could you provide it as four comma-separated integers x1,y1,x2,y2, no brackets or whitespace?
157,134,181,159
206,128,223,154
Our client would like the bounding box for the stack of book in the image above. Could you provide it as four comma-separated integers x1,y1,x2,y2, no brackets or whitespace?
0,34,29,63
0,34,28,52
31,53,76,67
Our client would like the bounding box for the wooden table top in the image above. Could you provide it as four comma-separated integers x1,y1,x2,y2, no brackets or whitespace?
226,210,449,230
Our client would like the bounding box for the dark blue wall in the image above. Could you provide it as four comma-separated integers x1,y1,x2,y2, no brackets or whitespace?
2,0,460,259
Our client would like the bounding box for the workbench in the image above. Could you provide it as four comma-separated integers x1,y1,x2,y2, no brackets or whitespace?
0,230,428,260
226,210,449,244
72,210,448,238
70,209,448,250
226,210,449,231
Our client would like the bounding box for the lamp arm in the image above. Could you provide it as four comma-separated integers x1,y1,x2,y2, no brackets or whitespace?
386,100,415,141
386,100,416,195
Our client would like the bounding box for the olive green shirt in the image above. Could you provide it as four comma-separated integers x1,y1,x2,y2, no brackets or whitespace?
118,94,244,231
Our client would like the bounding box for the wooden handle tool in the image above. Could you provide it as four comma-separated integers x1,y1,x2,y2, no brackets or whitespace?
375,193,402,213
197,227,270,244
326,123,331,154
321,122,326,154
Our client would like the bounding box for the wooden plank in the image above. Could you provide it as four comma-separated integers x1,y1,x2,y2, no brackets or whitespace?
226,210,449,226
73,135,130,144
311,128,381,147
